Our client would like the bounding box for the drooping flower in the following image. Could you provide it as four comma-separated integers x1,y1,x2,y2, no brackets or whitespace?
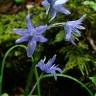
36,55,62,80
64,14,86,45
13,14,48,57
42,0,71,21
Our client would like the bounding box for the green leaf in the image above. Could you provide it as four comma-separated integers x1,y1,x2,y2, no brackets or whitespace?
54,30,64,43
83,1,96,11
91,4,96,11
83,1,95,5
89,76,96,85
14,0,25,4
94,93,96,96
1,93,9,96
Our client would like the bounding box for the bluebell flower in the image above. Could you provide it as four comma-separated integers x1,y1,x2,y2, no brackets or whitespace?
64,14,86,45
13,14,48,57
42,0,71,21
36,55,62,80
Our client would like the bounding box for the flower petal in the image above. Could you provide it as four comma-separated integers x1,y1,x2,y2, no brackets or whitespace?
48,0,53,3
36,59,45,71
70,38,76,45
13,29,28,35
64,25,76,45
26,14,34,33
42,0,49,6
15,36,29,43
51,65,62,73
73,28,81,35
50,9,57,21
54,0,68,5
27,41,36,57
35,25,48,34
54,5,71,15
51,70,57,80
55,67,62,73
36,55,62,80
47,55,56,68
64,24,72,39
35,35,48,42
74,14,86,25
78,14,86,23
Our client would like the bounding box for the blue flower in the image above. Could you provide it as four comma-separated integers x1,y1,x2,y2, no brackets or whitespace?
36,55,62,80
42,0,71,21
64,14,86,45
13,14,48,57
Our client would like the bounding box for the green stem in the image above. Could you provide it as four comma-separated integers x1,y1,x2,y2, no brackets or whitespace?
48,22,65,29
24,57,35,96
28,80,37,95
28,74,43,96
0,45,26,95
40,74,94,96
34,67,41,96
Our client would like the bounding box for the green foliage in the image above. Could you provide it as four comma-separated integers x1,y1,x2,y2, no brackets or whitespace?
83,1,96,11
1,1,96,95
1,93,9,96
90,76,96,85
0,11,26,44
49,0,96,78
60,42,94,75
54,30,64,43
0,5,45,45
0,0,95,76
14,0,25,5
89,75,96,96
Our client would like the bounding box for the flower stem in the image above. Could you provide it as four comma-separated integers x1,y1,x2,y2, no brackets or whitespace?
40,74,94,96
28,73,43,96
0,45,26,95
24,56,35,96
34,67,41,96
48,22,65,29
